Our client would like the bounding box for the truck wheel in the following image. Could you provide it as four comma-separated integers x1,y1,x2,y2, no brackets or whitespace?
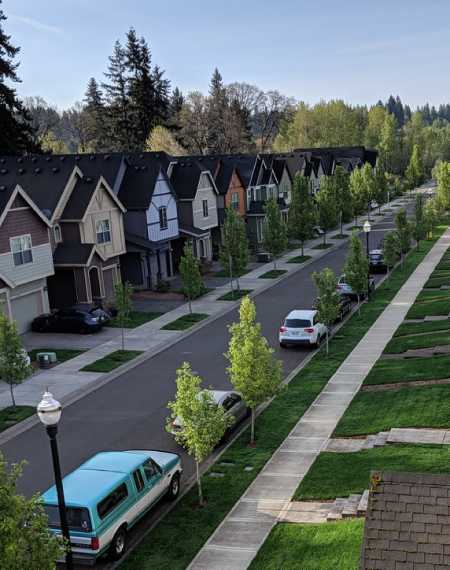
109,526,127,560
167,473,180,501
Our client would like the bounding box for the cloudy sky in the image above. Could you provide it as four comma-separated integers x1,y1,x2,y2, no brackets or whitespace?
3,0,450,110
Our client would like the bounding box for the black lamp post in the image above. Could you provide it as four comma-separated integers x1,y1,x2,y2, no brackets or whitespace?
37,391,73,569
363,220,372,300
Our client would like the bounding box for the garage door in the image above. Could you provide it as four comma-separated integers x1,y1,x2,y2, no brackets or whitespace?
11,291,42,334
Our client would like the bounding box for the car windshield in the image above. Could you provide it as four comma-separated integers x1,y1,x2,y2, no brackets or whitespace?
285,318,311,328
370,253,383,260
44,504,92,532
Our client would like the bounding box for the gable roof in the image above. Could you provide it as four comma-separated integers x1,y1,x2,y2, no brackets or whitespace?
169,159,218,200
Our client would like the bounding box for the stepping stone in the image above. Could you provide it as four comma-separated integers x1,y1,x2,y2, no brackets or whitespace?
281,502,329,523
357,490,369,516
362,435,377,449
324,438,365,453
327,498,346,521
387,428,447,445
374,431,389,447
342,494,362,518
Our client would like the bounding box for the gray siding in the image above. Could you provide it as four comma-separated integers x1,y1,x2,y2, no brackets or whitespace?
0,243,54,287
147,176,179,242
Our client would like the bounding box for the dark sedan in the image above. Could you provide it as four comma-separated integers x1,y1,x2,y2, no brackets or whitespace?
31,307,110,334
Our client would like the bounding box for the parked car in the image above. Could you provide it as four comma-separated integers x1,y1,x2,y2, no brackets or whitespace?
279,309,327,348
369,249,387,273
42,450,182,565
31,306,109,334
169,390,249,440
337,275,375,300
312,226,325,238
313,295,352,322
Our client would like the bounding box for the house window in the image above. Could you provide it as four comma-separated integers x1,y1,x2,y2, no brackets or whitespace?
96,219,111,244
202,199,208,218
159,207,168,230
11,235,33,266
53,224,62,243
231,192,239,210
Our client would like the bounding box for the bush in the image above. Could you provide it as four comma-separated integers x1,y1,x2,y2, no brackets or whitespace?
156,280,171,293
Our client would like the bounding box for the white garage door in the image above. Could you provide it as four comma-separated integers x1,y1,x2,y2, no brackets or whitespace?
11,291,42,334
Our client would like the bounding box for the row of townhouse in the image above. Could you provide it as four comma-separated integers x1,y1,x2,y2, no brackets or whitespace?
0,146,376,333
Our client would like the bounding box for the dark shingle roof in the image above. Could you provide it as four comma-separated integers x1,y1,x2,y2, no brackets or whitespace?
169,160,207,200
61,176,97,220
53,243,95,265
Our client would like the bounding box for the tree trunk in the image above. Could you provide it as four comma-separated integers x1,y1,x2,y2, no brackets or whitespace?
340,211,343,236
121,325,125,352
325,329,329,356
196,460,204,506
188,296,192,314
9,382,16,409
323,231,327,246
250,407,256,445
301,240,304,257
273,257,277,270
236,276,240,291
357,294,361,316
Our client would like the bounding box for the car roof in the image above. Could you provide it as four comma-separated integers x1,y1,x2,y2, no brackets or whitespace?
285,309,316,319
370,249,383,254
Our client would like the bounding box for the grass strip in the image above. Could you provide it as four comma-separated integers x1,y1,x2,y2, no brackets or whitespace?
28,348,85,363
0,406,35,433
364,353,450,385
214,268,251,278
331,233,349,239
406,289,450,319
120,226,447,570
249,520,364,570
81,350,143,373
217,289,253,301
312,243,333,250
394,319,450,337
295,444,450,500
334,384,450,436
384,329,450,353
161,313,209,331
108,311,163,329
258,269,288,279
287,254,312,264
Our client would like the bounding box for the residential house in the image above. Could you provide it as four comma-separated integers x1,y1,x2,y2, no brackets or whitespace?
168,158,219,268
0,170,54,332
117,153,179,288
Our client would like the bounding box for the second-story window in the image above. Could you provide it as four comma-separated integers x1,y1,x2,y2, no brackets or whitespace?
202,199,208,218
11,235,33,266
231,192,239,210
53,224,62,243
96,219,111,244
159,207,168,230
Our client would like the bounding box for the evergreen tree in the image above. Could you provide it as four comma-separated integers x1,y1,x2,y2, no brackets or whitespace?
167,86,184,131
312,268,340,355
179,243,204,313
0,2,37,154
84,77,107,152
226,297,282,445
263,197,288,268
316,176,338,244
167,363,232,506
333,165,352,234
0,315,32,408
343,233,369,312
219,207,249,290
206,68,229,153
288,174,316,256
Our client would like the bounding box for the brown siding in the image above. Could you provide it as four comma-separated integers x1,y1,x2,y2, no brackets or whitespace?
60,222,80,243
74,267,88,302
103,267,115,300
12,196,28,208
0,208,49,254
225,170,246,216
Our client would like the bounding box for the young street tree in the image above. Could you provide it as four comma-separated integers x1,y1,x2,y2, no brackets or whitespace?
226,297,282,445
333,166,352,236
413,193,426,250
343,233,369,313
349,167,366,227
361,163,376,218
435,160,450,209
288,174,316,256
114,281,134,351
0,453,64,568
219,207,249,290
263,197,288,269
316,176,338,245
424,197,441,239
0,315,32,408
180,243,204,313
395,208,412,265
167,362,231,506
382,231,401,272
312,268,340,355
405,144,424,190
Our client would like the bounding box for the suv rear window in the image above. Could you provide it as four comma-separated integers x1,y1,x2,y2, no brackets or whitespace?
44,504,92,532
285,319,311,328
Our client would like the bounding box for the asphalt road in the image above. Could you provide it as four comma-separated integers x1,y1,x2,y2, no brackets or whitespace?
0,202,413,566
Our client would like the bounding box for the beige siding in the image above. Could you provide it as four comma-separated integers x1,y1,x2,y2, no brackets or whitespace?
279,169,292,205
192,184,218,230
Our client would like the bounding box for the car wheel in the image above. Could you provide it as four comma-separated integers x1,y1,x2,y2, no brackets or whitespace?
314,335,322,349
279,342,288,348
109,526,127,560
167,473,180,501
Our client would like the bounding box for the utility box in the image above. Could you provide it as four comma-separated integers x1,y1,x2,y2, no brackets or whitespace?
37,352,57,368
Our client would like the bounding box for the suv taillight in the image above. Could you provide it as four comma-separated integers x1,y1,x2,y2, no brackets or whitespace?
91,537,99,550
304,328,314,333
279,326,287,333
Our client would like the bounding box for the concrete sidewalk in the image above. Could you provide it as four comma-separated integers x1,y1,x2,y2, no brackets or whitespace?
187,224,450,569
0,197,409,411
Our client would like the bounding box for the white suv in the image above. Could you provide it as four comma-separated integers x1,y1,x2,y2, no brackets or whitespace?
279,309,327,349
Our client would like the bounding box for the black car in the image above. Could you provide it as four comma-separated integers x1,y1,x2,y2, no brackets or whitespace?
31,307,110,334
369,249,387,273
313,294,352,323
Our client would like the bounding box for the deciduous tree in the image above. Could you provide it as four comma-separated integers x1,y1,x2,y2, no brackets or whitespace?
312,268,340,354
287,174,316,255
219,207,249,290
179,243,204,313
413,193,426,250
263,197,288,268
0,315,32,408
405,144,424,189
145,125,186,155
114,281,134,351
316,177,338,244
395,208,412,259
333,166,352,235
382,231,400,271
343,233,369,313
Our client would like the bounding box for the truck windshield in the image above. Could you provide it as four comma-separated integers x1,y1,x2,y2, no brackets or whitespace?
44,504,92,533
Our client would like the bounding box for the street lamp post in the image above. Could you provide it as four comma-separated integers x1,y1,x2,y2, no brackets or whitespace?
37,391,73,570
363,220,372,300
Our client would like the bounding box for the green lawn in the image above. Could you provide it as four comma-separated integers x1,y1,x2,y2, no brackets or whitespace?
425,273,450,288
406,289,450,319
258,269,288,279
334,384,450,436
161,313,209,330
108,311,163,328
295,445,450,500
331,233,349,239
364,353,450,385
394,318,450,337
384,329,450,353
312,243,333,250
0,406,35,433
217,289,252,301
120,228,449,570
28,348,85,363
81,350,143,373
287,255,312,264
249,521,364,570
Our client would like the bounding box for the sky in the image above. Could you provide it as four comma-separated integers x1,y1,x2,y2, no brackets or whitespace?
3,0,450,111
